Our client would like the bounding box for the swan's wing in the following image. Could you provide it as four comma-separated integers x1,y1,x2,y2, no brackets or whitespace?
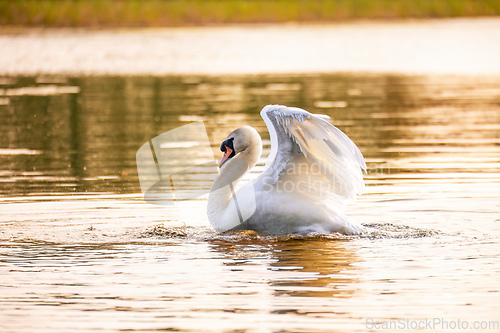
259,104,366,203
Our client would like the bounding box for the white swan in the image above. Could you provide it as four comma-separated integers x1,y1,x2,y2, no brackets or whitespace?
207,105,366,235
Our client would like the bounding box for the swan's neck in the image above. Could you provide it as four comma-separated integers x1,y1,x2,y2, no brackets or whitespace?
207,146,261,232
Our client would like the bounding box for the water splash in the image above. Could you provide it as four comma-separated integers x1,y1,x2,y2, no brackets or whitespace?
140,223,441,244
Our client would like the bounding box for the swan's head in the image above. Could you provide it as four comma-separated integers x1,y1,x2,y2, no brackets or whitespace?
219,126,261,167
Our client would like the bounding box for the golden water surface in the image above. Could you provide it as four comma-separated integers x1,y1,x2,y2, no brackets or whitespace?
1,72,499,332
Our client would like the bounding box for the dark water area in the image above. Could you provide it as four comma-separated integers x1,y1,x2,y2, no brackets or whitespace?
2,74,500,196
1,73,500,332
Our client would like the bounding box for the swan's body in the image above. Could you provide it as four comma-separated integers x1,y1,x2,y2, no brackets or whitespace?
207,105,366,235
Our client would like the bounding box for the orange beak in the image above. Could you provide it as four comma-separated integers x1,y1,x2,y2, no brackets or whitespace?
219,146,233,167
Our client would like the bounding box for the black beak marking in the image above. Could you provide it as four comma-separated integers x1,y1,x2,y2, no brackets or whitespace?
221,137,234,152
220,137,236,158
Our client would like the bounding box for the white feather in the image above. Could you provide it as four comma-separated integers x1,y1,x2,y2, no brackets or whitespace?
208,104,366,235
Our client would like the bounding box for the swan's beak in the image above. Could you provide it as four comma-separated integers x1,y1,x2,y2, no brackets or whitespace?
219,146,233,167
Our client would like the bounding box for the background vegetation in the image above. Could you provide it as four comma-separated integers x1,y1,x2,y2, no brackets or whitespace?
1,0,500,27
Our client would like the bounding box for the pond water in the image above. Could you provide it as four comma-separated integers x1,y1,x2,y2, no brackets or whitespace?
1,72,499,332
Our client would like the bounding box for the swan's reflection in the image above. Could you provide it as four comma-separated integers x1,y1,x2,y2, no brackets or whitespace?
269,239,359,298
209,235,359,298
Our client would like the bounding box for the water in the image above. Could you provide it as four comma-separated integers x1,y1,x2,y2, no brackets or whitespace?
1,21,500,332
1,73,499,332
2,19,500,76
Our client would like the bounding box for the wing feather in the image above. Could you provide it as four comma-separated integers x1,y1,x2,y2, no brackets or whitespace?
259,104,366,203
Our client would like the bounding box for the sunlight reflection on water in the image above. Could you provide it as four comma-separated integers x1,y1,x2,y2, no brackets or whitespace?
0,72,499,332
2,19,500,76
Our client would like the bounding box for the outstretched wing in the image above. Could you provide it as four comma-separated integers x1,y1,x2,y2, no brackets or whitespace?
258,104,366,203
